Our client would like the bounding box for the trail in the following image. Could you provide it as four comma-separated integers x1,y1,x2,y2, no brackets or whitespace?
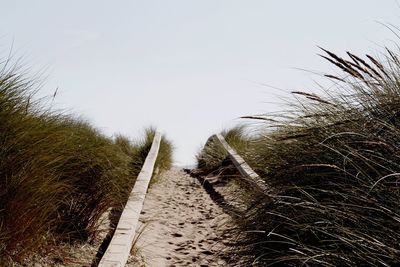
133,168,231,267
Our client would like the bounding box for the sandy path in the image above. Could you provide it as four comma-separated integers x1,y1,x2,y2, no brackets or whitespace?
132,168,231,267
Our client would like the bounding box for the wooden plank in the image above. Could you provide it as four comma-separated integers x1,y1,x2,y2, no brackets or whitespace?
214,133,269,193
98,132,162,267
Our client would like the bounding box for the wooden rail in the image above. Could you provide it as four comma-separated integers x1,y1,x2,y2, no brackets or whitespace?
98,132,162,267
214,134,269,193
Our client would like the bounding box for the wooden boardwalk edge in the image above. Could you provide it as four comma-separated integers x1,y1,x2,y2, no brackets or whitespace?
214,134,269,193
98,132,162,267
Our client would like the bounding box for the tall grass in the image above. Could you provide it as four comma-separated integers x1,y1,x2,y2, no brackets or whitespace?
196,126,249,174
0,63,132,263
198,48,400,266
118,127,173,183
0,62,173,264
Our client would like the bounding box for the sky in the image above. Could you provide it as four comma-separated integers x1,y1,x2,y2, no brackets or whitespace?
1,1,400,166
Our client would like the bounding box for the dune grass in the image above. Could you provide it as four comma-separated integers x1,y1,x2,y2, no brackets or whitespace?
196,126,249,174
118,127,173,184
0,62,173,264
198,48,400,266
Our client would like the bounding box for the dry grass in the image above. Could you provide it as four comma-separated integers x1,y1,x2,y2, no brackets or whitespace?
0,61,173,264
198,48,400,266
196,126,249,174
120,127,173,184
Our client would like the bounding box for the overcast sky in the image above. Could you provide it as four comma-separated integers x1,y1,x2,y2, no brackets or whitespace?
2,1,399,165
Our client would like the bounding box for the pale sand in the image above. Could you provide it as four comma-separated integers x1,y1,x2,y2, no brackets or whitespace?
16,168,232,266
132,168,231,267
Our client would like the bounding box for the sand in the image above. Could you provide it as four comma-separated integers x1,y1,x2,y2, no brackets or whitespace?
132,168,231,267
16,167,233,266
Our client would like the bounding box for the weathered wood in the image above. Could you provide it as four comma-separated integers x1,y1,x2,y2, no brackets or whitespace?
98,132,162,267
214,133,269,193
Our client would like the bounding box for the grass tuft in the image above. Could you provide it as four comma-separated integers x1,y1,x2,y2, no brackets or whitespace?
125,127,173,184
0,60,173,264
196,126,248,174
198,48,400,266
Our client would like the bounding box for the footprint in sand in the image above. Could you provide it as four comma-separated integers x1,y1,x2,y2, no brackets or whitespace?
171,233,183,237
135,169,231,267
201,250,214,255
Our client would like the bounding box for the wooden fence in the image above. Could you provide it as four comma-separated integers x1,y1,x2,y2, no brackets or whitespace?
98,132,162,267
214,133,268,193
